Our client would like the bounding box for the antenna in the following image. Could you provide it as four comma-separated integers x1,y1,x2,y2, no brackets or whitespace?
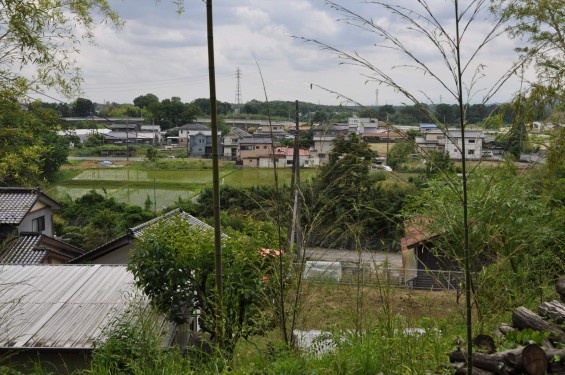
375,89,379,107
234,67,243,111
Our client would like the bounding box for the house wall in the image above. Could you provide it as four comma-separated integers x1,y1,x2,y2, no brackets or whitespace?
446,134,483,160
20,206,53,236
190,134,207,156
240,143,272,159
88,244,134,265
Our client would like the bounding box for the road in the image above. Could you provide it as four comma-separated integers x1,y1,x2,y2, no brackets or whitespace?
303,248,402,268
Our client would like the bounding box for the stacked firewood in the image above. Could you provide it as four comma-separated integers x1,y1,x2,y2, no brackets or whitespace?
447,278,565,375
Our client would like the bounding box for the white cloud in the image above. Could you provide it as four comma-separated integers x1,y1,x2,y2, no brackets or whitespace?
36,0,527,107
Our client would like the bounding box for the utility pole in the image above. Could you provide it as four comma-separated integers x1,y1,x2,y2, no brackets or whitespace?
206,0,224,350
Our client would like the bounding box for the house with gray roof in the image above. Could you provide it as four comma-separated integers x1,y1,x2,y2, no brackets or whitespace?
0,264,187,372
0,187,60,237
0,188,86,265
70,208,212,264
222,127,250,160
178,123,222,157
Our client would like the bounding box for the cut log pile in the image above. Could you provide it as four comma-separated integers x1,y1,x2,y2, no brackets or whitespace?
448,277,565,375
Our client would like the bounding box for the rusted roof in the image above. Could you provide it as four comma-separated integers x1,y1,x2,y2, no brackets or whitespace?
0,265,141,349
0,188,62,225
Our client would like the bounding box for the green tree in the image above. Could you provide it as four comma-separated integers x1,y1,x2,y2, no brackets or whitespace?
129,214,282,355
387,141,416,170
0,0,121,98
0,99,69,186
72,98,95,117
403,167,564,321
57,190,155,249
424,150,454,176
146,97,202,129
133,93,159,109
491,0,565,100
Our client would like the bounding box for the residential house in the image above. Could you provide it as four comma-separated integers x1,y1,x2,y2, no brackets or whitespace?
0,264,188,373
178,123,221,157
239,137,275,168
415,128,447,155
70,208,211,264
273,146,312,168
414,127,485,160
139,125,163,144
445,129,484,160
0,187,60,238
0,188,85,264
310,124,350,166
253,122,288,140
222,127,250,160
101,123,159,144
348,117,379,134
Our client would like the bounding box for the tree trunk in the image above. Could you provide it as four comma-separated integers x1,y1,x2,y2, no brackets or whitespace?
449,350,506,374
521,344,547,375
512,306,565,344
539,300,565,324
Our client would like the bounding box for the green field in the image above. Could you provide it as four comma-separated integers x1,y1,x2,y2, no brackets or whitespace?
50,162,318,209
47,186,198,209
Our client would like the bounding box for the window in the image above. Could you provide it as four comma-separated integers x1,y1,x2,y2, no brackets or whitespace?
32,216,45,232
453,149,458,153
468,139,476,143
467,150,474,155
264,146,267,149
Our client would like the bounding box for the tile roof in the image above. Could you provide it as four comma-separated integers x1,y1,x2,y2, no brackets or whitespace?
0,234,85,265
0,234,46,264
0,265,146,349
178,123,208,131
226,127,250,137
0,188,41,225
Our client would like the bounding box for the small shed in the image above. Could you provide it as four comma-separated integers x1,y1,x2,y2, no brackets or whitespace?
0,264,183,373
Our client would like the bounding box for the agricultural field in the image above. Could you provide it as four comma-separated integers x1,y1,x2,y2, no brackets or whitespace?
47,159,318,209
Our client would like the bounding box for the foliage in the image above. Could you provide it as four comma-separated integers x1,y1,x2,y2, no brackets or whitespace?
133,93,159,109
424,150,454,176
303,135,409,248
56,190,155,250
403,166,564,321
129,214,285,354
387,141,416,170
492,0,565,99
246,317,451,375
145,97,202,129
89,296,194,375
0,99,69,186
73,98,95,117
0,0,121,98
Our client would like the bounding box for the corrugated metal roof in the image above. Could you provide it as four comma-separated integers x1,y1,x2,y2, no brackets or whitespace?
0,234,46,264
0,188,41,225
0,265,140,349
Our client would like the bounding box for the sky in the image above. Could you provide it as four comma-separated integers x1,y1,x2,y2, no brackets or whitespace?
45,0,531,107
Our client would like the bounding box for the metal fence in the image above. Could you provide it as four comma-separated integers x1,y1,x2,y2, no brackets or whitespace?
298,262,464,291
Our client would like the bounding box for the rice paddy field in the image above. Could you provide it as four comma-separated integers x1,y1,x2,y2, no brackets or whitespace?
47,159,318,210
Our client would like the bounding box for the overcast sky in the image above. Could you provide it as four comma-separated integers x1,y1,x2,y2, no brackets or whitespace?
48,0,530,107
